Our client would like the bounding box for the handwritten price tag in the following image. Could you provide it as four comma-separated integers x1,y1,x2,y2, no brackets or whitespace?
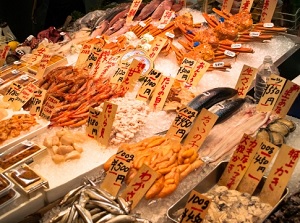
183,108,218,149
126,0,142,23
176,57,197,82
260,0,278,23
3,82,24,103
237,139,279,195
187,60,210,87
166,105,198,142
221,0,234,13
149,75,174,111
97,101,118,147
235,64,257,98
257,74,286,112
136,68,162,102
147,36,167,61
101,149,135,197
40,96,60,121
30,88,47,117
273,80,300,117
180,190,211,223
160,10,175,25
9,83,38,111
36,53,52,79
110,62,130,84
260,144,300,206
121,164,158,209
27,45,48,66
239,0,254,11
83,44,102,72
218,134,260,189
86,107,101,139
75,43,94,68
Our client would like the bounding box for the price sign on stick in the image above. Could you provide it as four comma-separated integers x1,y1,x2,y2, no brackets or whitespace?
75,43,95,68
9,82,38,111
27,45,48,66
97,101,118,147
166,105,198,141
218,134,260,190
30,88,47,117
147,36,167,61
260,0,278,23
86,107,101,139
180,190,211,223
260,144,300,206
159,10,175,26
149,75,175,111
186,60,210,87
3,82,24,103
83,45,102,72
235,65,257,98
94,49,112,78
121,164,158,209
239,0,254,11
110,62,130,84
257,74,286,112
183,108,218,149
176,57,197,82
0,45,10,67
237,139,279,195
101,149,135,197
120,59,145,92
136,68,162,102
273,80,300,117
126,0,142,24
222,0,234,13
40,96,60,121
36,53,52,79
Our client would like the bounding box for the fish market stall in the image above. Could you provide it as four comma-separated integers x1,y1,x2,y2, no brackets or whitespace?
0,1,300,222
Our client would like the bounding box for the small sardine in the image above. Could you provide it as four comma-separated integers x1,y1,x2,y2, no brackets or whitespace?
59,184,86,206
106,215,136,223
90,186,116,201
88,200,125,215
92,211,108,222
89,207,102,215
95,213,116,223
116,197,131,214
85,188,115,204
75,204,93,223
50,207,71,223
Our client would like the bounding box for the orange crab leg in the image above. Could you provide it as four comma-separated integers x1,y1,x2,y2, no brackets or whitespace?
202,13,218,28
212,8,231,19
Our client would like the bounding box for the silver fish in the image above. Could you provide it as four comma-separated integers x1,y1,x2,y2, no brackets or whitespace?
89,186,116,201
49,207,71,223
78,189,90,207
75,204,93,223
85,188,116,205
89,207,102,215
106,215,136,223
92,211,108,222
88,200,125,215
59,184,86,206
66,204,77,223
95,213,116,223
116,197,131,214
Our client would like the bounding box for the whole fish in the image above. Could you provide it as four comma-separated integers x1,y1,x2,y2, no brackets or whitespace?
88,186,116,202
106,215,136,223
91,20,109,37
88,200,125,215
96,213,116,223
151,0,174,20
171,3,183,12
187,87,237,112
109,8,130,27
85,188,115,204
91,211,108,222
210,98,246,124
104,18,126,36
59,184,86,206
73,10,106,30
134,0,164,21
116,197,132,214
49,207,71,223
75,204,93,223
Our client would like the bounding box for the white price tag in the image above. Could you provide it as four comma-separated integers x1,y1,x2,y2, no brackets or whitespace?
213,62,225,68
157,24,166,29
249,32,260,37
231,43,242,49
165,32,175,38
263,23,274,28
224,50,236,57
139,21,146,27
20,74,29,80
12,69,19,75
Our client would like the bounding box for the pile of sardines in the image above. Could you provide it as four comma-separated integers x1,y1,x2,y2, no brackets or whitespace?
45,181,151,223
264,191,300,222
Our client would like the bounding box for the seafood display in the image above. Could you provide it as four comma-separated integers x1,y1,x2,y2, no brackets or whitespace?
0,114,37,145
43,129,85,163
96,97,150,145
173,185,273,223
44,182,151,223
38,66,126,127
265,190,300,222
104,136,203,199
256,118,296,147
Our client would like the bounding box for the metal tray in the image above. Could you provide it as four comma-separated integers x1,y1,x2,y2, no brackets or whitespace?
167,161,289,223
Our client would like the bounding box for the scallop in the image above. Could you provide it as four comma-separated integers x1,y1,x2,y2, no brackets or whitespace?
256,128,271,142
267,121,290,137
269,131,285,147
276,118,296,132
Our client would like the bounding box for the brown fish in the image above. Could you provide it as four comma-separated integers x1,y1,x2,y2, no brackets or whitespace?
91,20,109,38
134,0,164,21
104,18,126,36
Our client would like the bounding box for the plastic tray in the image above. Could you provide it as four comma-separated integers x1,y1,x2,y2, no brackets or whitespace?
167,161,289,223
0,188,20,209
0,173,13,197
